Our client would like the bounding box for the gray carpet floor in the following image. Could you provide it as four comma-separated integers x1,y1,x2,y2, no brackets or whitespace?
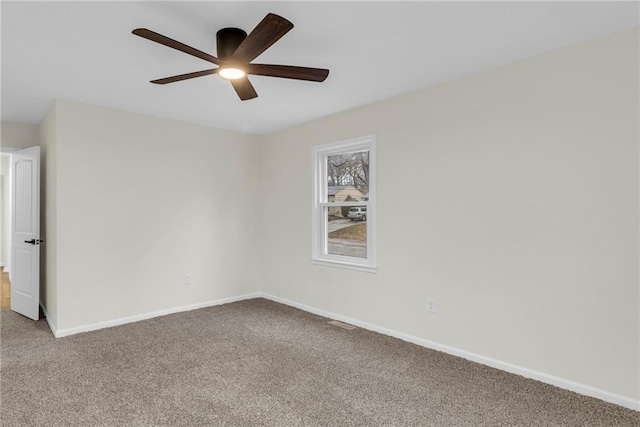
1,298,638,426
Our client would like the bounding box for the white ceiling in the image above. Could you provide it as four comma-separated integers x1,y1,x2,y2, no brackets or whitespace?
2,1,638,134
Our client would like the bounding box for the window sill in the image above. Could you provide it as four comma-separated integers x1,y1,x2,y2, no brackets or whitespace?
311,259,377,274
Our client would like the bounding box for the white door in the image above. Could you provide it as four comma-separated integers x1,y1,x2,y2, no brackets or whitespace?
11,146,41,320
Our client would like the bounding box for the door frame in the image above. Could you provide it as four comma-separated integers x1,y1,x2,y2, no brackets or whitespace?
0,147,19,274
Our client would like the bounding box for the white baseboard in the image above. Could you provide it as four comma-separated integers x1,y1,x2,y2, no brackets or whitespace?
52,292,261,338
259,292,639,412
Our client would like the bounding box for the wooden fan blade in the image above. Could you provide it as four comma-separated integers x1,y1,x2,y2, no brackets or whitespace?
246,64,329,82
132,28,219,65
151,69,219,85
231,13,293,63
230,77,258,101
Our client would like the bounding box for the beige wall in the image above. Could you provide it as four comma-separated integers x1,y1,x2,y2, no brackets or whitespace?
51,100,261,331
39,105,58,327
1,121,40,149
258,28,639,401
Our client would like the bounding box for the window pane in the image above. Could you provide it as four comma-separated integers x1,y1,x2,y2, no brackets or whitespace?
326,151,370,203
327,206,367,259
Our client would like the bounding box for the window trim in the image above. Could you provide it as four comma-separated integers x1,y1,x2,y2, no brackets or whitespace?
311,135,377,273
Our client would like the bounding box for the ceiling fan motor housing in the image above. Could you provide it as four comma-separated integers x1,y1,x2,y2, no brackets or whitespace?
216,28,247,60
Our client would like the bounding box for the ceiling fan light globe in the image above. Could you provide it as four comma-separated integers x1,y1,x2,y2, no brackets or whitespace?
219,67,246,80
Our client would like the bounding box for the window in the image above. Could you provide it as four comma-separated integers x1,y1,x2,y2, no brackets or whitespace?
311,135,376,272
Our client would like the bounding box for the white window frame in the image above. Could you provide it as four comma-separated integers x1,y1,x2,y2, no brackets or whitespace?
311,135,376,273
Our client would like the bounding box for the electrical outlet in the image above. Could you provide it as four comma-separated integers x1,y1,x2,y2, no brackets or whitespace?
427,299,438,313
185,273,191,286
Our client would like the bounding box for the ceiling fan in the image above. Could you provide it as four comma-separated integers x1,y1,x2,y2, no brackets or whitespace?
132,13,329,101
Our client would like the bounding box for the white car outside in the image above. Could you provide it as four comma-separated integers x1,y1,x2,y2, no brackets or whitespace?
347,206,367,221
